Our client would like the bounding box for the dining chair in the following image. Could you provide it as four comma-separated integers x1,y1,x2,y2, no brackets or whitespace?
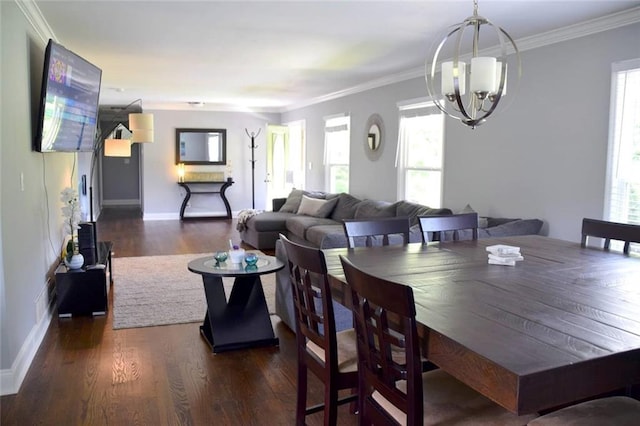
340,255,537,425
342,216,410,248
581,217,640,255
418,212,478,243
527,396,640,425
279,234,358,426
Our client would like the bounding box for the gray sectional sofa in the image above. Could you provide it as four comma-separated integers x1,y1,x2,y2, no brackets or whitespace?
239,190,453,250
238,189,544,333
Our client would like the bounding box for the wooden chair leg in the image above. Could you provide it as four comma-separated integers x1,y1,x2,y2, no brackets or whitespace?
324,385,338,426
349,387,358,414
296,362,308,426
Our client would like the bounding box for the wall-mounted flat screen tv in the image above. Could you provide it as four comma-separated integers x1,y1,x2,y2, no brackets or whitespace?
34,39,102,152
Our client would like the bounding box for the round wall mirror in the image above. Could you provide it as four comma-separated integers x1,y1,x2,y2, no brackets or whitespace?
364,113,384,161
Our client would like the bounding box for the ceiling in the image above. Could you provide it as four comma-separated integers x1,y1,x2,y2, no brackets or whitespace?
33,0,640,112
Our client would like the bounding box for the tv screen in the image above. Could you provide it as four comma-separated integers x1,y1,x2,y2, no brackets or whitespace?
34,39,102,152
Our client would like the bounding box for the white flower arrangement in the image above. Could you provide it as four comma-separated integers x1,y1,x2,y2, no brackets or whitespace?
60,187,81,260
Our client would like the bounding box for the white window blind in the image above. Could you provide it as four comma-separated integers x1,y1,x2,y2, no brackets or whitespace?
324,114,350,193
396,100,444,207
604,59,640,251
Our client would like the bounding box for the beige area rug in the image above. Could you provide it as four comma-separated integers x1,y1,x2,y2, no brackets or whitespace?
112,252,275,330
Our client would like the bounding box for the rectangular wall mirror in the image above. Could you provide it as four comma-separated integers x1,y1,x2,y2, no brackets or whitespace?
176,128,227,165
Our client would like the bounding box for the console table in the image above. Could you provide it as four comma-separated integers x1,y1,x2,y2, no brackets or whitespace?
55,241,113,317
178,178,233,220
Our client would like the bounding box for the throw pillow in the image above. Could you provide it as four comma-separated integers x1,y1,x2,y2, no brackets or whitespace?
458,203,488,228
278,189,306,213
459,204,476,214
313,196,339,218
297,195,332,217
331,193,362,221
354,200,397,218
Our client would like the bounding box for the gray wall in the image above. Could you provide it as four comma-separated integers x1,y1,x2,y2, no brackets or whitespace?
282,22,640,242
2,0,639,395
1,1,75,387
142,109,280,218
102,143,141,204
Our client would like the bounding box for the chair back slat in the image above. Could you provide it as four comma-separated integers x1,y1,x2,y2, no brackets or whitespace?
340,255,423,425
343,216,411,248
280,234,338,362
581,218,640,255
418,213,478,242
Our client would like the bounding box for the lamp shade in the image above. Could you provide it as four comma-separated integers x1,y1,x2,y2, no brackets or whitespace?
104,138,132,157
130,129,154,143
129,112,154,143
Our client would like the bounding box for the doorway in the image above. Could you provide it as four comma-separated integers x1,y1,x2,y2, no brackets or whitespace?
100,142,142,209
266,121,305,208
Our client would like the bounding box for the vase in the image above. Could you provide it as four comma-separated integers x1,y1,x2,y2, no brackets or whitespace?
64,253,84,270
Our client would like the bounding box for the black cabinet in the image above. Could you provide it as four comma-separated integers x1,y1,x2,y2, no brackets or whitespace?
55,241,113,317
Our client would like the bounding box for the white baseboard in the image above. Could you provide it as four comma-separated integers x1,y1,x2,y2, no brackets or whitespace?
102,199,140,206
0,307,53,395
143,211,236,221
143,212,180,220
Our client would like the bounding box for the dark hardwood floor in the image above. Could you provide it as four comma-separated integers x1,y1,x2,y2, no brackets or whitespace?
1,207,356,425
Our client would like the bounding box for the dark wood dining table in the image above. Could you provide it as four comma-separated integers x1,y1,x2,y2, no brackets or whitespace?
322,235,640,415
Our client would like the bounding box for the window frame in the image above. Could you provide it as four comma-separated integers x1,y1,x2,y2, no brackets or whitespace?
603,58,640,252
323,114,350,193
396,98,445,207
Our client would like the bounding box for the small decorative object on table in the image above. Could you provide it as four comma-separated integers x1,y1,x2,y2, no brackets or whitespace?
61,187,84,269
214,251,228,264
486,244,523,266
244,252,259,266
228,240,245,264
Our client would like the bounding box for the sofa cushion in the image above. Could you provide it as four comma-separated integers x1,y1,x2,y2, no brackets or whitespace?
278,189,305,212
297,194,339,218
487,217,520,228
330,193,362,221
306,224,346,248
457,203,489,228
278,189,327,213
395,200,453,226
484,219,543,237
285,215,338,240
354,200,396,219
442,218,543,240
246,211,297,232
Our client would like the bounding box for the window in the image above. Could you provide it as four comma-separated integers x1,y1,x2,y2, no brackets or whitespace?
605,59,640,251
324,114,350,193
396,99,444,207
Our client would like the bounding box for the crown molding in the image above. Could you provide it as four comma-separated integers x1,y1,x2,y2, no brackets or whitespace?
15,0,57,44
283,6,640,113
516,5,640,53
18,0,639,114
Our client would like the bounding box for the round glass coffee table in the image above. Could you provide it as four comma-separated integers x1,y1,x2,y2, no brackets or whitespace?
188,254,284,353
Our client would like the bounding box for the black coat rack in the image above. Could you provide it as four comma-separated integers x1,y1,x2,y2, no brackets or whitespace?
245,128,261,209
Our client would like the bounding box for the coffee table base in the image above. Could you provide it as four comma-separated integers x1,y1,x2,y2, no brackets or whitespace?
200,274,279,353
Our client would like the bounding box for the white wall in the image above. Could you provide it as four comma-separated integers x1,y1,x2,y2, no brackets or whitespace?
142,109,280,219
442,22,640,241
282,22,640,242
1,1,74,393
2,0,638,396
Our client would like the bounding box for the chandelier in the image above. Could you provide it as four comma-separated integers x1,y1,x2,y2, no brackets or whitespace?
426,0,521,129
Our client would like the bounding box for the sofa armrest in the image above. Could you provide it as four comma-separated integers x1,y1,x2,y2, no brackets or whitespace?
272,197,287,212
